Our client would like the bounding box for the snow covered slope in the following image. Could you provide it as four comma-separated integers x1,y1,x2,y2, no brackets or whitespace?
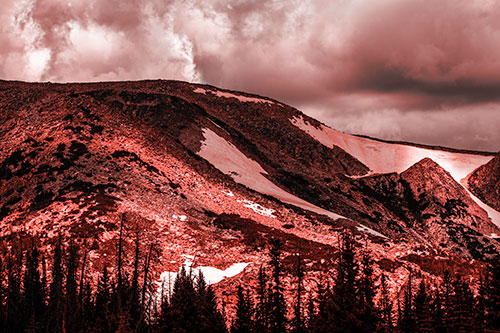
198,128,386,238
291,116,492,181
291,116,500,229
198,128,345,220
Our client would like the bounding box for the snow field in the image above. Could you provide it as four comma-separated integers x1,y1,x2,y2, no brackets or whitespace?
198,128,386,238
291,116,500,229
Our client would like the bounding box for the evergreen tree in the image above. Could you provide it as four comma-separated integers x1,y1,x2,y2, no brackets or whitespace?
440,271,454,331
65,238,79,332
231,285,254,333
40,253,48,314
22,237,45,330
378,273,393,332
48,235,64,332
413,280,433,332
290,254,305,333
331,232,362,332
430,286,444,333
128,229,141,329
116,214,125,307
358,251,379,332
476,273,487,331
268,238,287,333
447,277,474,332
78,247,88,329
95,266,111,331
0,255,4,331
161,266,200,332
6,247,22,332
255,265,269,332
199,280,227,332
310,282,337,332
82,281,94,331
304,293,316,331
398,268,415,332
483,259,500,330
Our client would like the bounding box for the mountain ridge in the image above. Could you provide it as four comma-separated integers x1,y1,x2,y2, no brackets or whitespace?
1,79,499,298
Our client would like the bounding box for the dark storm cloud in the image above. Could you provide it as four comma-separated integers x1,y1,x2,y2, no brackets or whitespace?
1,0,499,150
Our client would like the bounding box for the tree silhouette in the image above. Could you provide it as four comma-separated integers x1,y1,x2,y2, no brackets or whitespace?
231,285,254,333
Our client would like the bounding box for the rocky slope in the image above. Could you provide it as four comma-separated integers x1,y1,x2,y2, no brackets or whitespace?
0,79,499,301
468,152,500,211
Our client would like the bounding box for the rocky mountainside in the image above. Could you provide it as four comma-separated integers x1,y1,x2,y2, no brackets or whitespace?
0,79,499,298
468,152,500,211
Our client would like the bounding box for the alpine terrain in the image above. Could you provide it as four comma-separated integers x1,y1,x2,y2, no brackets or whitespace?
0,79,499,331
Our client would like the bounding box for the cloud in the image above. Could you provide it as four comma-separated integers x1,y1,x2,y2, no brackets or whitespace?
0,0,499,150
316,102,500,152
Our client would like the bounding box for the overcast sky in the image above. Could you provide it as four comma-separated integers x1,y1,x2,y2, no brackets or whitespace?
2,0,500,151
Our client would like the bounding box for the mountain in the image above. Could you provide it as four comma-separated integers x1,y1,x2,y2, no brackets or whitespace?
468,152,500,212
1,79,499,295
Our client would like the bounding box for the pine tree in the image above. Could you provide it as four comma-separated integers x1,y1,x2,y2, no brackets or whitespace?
398,268,415,332
40,253,48,315
65,238,79,332
77,246,88,331
378,273,393,331
0,255,4,330
95,266,111,331
304,293,316,331
476,273,487,331
335,233,358,303
6,247,22,332
128,229,141,329
290,254,305,333
268,238,287,333
483,259,500,330
441,271,454,331
358,251,379,332
447,277,474,332
414,280,433,332
22,237,45,330
162,265,200,332
48,235,64,332
311,282,337,332
331,231,361,332
231,285,254,333
430,286,444,333
199,283,227,332
255,265,269,332
82,281,94,331
116,214,125,306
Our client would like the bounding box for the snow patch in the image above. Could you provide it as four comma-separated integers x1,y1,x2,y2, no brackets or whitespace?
194,87,274,104
237,199,276,218
356,224,388,239
222,190,235,197
172,214,187,221
159,255,250,285
198,128,350,222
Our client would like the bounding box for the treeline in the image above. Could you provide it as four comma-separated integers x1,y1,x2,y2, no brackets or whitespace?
0,231,499,332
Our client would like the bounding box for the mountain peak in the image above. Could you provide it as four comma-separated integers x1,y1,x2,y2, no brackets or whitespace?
404,157,444,173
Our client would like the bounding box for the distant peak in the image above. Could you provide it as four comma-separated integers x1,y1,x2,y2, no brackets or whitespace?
403,157,448,176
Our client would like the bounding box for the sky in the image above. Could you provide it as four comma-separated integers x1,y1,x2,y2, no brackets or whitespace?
1,0,500,152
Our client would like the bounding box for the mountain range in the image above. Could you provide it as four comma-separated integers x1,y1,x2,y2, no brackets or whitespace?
1,79,499,298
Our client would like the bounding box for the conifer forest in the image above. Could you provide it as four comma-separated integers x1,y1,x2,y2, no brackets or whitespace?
1,230,499,333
